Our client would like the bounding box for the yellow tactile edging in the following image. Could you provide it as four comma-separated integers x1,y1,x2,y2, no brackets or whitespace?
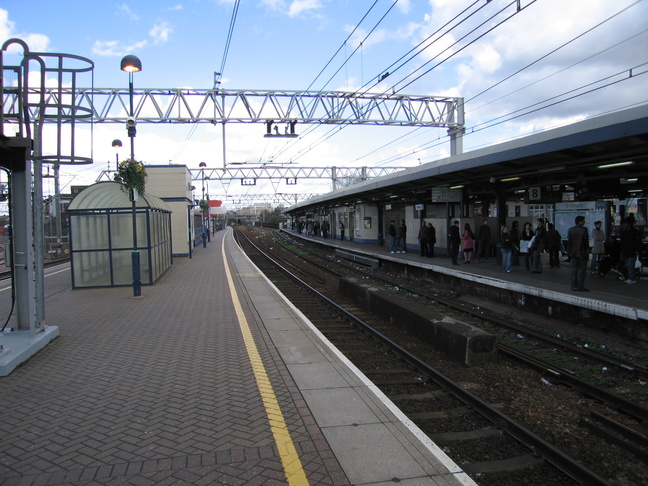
221,240,309,486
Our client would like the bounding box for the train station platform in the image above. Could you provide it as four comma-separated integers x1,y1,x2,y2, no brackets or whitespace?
0,228,474,486
283,229,648,349
288,230,648,313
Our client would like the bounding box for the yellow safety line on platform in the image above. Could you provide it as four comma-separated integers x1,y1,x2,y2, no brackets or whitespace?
221,240,309,486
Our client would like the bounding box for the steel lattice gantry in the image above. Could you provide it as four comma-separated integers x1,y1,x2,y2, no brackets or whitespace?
5,88,464,128
97,165,409,191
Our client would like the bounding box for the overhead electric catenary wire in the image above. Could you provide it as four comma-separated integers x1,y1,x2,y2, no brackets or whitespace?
369,4,648,165
270,0,520,165
170,0,240,164
276,0,526,166
263,0,384,164
357,0,485,96
390,0,538,96
470,63,648,133
465,0,643,114
266,0,407,164
377,66,648,166
469,29,648,116
218,0,241,82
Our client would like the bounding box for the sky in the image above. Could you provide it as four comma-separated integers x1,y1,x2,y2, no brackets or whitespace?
1,0,647,208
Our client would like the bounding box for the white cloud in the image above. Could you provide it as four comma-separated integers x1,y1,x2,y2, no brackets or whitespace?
117,4,140,21
260,0,287,12
92,39,147,57
396,0,412,15
0,8,50,53
150,20,172,44
0,8,15,40
288,0,324,18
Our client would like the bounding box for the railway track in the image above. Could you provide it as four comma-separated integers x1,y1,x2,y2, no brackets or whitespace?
234,226,619,486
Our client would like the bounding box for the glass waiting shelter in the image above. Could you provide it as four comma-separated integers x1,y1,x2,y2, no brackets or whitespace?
68,181,173,288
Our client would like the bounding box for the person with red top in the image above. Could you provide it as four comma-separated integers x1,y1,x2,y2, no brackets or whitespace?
461,223,475,263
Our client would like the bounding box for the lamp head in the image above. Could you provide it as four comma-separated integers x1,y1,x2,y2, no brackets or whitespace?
199,162,207,168
121,55,142,73
112,139,123,149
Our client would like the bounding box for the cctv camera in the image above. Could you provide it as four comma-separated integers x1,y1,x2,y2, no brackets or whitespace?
126,117,137,128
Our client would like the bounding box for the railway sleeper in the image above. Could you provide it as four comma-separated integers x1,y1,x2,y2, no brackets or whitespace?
461,454,545,474
580,418,648,462
408,406,471,420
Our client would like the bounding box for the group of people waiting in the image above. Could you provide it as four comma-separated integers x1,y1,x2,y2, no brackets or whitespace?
447,216,643,291
294,219,335,239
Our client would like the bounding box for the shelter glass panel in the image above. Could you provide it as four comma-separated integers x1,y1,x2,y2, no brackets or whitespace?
110,213,134,249
73,251,111,286
111,250,134,285
71,214,108,251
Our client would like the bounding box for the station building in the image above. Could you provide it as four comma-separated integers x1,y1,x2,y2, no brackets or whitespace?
285,106,648,257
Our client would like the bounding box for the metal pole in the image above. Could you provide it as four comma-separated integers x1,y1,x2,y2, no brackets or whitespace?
201,169,206,248
128,71,141,297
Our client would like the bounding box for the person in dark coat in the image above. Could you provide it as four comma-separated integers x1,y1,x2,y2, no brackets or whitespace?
510,221,520,266
397,219,407,253
520,222,533,270
418,221,428,257
388,220,397,253
500,225,513,272
426,223,436,257
448,220,460,265
530,218,546,273
567,215,590,291
545,223,562,269
619,216,642,284
476,219,491,261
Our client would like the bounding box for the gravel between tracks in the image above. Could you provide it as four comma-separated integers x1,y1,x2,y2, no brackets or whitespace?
244,227,648,486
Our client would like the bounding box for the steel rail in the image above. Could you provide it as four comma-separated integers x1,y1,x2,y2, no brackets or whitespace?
237,228,611,486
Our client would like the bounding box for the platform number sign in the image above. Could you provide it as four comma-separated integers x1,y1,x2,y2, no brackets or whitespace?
529,186,541,201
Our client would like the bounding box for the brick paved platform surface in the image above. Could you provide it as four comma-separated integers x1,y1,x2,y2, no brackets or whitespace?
0,228,470,486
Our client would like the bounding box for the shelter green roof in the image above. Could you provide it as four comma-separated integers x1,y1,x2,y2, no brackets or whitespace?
68,181,171,212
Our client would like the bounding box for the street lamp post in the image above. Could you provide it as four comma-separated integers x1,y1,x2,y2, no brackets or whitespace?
199,162,207,247
112,139,122,171
121,54,142,297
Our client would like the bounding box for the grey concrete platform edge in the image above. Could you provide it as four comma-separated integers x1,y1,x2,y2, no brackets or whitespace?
415,261,648,322
0,326,59,376
284,231,648,322
226,231,477,486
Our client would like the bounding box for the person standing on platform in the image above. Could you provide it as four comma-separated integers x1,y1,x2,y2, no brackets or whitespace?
476,219,491,262
322,220,329,239
530,218,547,273
397,219,408,253
426,223,436,257
520,222,533,270
567,215,590,291
510,221,520,266
461,223,475,263
418,221,428,257
619,216,641,284
389,220,397,253
449,220,461,265
591,220,605,275
546,223,562,268
500,225,513,272
339,221,345,241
